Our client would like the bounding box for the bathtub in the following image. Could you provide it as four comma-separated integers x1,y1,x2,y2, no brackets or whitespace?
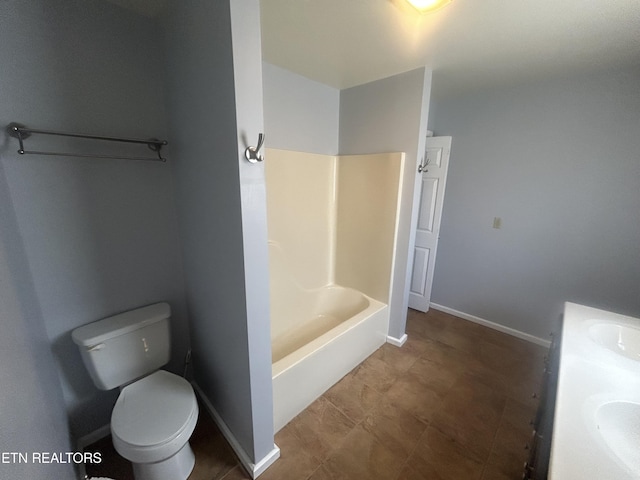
271,272,389,431
265,149,402,432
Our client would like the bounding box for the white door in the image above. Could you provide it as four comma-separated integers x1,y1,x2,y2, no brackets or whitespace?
408,136,452,312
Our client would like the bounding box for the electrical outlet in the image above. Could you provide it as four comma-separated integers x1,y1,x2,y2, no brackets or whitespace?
493,217,502,229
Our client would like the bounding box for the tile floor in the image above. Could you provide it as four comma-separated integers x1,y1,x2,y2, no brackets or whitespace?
85,308,547,480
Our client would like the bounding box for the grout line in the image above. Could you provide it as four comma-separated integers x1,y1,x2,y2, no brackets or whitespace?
304,462,325,480
392,457,412,480
321,351,428,480
479,396,509,480
320,392,363,429
218,465,245,480
392,422,430,480
291,394,360,465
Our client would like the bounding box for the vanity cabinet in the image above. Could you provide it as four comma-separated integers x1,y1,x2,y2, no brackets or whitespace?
523,320,562,480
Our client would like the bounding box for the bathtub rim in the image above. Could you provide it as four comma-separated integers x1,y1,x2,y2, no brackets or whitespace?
272,289,387,379
270,284,371,364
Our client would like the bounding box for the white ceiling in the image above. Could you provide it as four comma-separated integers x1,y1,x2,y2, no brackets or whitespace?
260,0,640,93
104,0,640,94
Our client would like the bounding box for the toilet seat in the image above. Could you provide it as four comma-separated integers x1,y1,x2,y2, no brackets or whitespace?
111,370,198,464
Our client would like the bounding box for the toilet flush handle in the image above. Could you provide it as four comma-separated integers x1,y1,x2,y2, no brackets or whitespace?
87,343,105,352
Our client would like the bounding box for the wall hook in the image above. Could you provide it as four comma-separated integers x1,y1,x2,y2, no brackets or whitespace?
245,133,265,163
417,154,431,173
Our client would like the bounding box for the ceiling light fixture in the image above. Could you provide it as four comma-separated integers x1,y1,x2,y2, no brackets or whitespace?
406,0,452,14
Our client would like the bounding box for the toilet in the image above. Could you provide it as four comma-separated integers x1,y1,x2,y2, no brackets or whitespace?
72,303,198,480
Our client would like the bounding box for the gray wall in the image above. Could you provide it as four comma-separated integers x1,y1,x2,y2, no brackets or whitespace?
0,163,75,480
262,62,340,155
429,66,640,339
163,0,274,463
339,68,433,340
0,0,188,441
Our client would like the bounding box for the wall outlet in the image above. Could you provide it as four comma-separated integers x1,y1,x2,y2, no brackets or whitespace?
493,217,502,229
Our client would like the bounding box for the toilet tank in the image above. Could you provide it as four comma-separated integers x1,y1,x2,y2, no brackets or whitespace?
72,303,171,390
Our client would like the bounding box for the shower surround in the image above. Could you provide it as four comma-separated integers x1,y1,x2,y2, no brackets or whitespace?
265,148,405,431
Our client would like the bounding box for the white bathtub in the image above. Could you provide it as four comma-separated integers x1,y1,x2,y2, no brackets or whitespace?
272,285,371,363
265,150,402,432
271,281,388,432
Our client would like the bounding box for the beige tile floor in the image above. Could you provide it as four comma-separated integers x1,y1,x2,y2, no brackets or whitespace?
86,308,547,480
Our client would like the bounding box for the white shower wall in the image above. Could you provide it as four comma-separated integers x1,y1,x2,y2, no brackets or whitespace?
265,149,337,289
265,148,405,431
265,148,405,307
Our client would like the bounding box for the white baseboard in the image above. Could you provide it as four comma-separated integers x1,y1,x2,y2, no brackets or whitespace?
429,303,551,348
192,382,280,478
76,423,111,450
252,446,281,478
386,333,408,347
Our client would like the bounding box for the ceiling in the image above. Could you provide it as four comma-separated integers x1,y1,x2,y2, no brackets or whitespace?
105,0,640,95
260,0,640,93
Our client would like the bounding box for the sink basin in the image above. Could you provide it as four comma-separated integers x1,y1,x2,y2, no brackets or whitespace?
589,323,640,362
595,401,640,473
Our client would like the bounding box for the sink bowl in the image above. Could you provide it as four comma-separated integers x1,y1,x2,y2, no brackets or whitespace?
589,323,640,362
595,401,640,473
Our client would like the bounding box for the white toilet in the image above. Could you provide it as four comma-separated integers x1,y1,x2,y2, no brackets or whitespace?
72,302,198,480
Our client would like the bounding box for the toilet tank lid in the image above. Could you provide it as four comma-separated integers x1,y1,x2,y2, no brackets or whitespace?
72,302,170,347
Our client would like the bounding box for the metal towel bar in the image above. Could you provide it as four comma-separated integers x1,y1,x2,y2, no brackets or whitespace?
6,123,168,162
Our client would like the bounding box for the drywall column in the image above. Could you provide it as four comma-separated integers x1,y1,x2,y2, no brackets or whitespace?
229,0,278,468
339,68,433,341
163,0,276,473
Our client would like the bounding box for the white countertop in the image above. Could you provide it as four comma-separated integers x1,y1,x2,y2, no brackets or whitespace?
549,302,640,480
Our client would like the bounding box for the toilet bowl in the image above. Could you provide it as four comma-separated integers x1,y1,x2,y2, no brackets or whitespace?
111,371,198,480
72,303,198,480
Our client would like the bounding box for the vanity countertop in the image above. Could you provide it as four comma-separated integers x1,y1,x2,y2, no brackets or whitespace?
549,302,640,479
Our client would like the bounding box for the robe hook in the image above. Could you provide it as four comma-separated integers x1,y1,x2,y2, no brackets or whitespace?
245,133,265,163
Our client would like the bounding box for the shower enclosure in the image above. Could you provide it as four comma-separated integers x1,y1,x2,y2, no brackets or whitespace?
265,148,405,431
